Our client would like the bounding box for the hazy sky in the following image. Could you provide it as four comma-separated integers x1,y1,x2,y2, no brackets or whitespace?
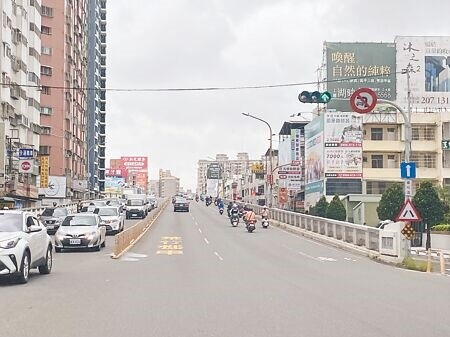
106,0,450,190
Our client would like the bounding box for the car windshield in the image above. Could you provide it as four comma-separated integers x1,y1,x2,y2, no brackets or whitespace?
176,198,187,203
106,200,120,206
92,200,107,206
41,208,55,216
97,208,118,216
53,208,68,217
0,213,23,232
128,199,143,206
61,216,97,227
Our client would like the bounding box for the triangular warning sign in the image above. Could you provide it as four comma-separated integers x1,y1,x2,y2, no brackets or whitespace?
396,199,422,221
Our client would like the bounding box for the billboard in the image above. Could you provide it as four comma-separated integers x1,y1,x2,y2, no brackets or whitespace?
207,163,222,179
325,42,396,111
396,36,450,111
39,155,49,188
105,168,124,177
120,156,148,178
136,172,148,190
305,115,324,185
206,179,218,197
278,137,291,167
324,112,363,178
291,129,303,162
105,177,126,195
39,176,66,198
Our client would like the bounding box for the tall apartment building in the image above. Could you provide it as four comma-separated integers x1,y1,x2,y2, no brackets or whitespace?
0,0,42,206
86,0,106,197
40,0,87,201
159,176,179,198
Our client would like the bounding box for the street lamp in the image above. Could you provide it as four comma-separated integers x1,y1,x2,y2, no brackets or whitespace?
242,112,273,207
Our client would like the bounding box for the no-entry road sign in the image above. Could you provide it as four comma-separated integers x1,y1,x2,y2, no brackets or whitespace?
350,88,377,114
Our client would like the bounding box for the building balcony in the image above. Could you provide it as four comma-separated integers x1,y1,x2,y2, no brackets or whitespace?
410,140,439,152
363,140,403,153
363,167,438,180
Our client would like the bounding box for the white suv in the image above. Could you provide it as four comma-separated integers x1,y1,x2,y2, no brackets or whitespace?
0,211,53,284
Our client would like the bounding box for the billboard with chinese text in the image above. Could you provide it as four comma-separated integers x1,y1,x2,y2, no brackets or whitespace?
105,177,126,195
325,42,396,111
396,36,450,111
120,156,148,179
324,112,363,178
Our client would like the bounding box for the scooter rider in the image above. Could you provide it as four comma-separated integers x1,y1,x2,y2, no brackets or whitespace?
218,198,224,210
261,206,269,219
244,207,257,227
227,201,233,217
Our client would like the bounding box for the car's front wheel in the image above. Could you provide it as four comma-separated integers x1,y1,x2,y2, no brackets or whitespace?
38,245,53,275
16,251,30,284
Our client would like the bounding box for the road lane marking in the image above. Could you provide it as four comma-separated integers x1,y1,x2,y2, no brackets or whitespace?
344,257,357,262
198,228,202,233
317,257,337,262
204,238,210,245
156,236,183,255
214,252,223,261
282,245,322,262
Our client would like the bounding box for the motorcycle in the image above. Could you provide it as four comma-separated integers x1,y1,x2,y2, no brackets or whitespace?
230,213,239,227
261,216,269,229
246,219,256,233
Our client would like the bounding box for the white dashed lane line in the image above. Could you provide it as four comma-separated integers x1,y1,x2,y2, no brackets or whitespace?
204,238,210,245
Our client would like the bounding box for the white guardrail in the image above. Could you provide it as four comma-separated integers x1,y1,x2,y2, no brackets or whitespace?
20,203,79,217
225,200,382,255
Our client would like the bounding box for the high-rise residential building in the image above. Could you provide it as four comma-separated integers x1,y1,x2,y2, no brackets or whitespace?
196,153,260,194
159,169,171,179
160,176,179,198
0,0,42,206
39,0,88,201
86,0,106,197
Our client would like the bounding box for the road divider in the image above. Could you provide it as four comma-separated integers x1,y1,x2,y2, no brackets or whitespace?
111,198,169,259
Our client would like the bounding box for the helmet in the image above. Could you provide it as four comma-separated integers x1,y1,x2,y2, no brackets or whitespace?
232,203,238,208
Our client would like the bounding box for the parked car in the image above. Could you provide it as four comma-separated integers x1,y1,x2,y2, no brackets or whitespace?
0,211,53,284
95,206,124,234
174,197,190,212
126,199,147,219
54,214,106,252
39,207,69,234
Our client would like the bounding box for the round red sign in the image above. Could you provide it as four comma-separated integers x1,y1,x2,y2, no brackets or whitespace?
21,161,31,171
350,88,377,114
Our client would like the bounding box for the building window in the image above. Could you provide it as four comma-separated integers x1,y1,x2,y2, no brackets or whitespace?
371,155,383,168
41,25,51,35
41,46,52,55
41,126,51,135
41,66,52,76
41,106,52,115
423,125,435,140
371,128,383,141
41,6,53,17
41,86,51,95
39,145,50,155
28,72,40,84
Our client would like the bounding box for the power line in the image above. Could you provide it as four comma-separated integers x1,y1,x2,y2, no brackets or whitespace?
1,72,399,92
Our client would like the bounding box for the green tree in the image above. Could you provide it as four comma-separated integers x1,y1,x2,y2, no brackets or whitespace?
326,195,346,221
314,196,329,218
376,183,404,221
413,181,445,249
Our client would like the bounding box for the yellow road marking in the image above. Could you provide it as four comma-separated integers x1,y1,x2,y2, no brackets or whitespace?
157,236,183,255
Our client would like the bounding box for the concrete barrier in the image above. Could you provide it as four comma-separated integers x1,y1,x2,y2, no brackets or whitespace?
111,198,169,259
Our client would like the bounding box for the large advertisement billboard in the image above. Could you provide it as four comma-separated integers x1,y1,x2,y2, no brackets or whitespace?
325,42,396,111
396,36,450,111
105,177,126,195
39,176,66,198
120,156,148,178
305,116,324,209
324,112,363,178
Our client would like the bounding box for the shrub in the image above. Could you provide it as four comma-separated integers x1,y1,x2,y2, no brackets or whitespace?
326,195,346,221
402,257,428,272
431,224,450,232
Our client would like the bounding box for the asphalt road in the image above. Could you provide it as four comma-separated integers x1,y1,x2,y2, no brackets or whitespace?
1,202,449,337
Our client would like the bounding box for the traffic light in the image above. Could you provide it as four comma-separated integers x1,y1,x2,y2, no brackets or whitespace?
298,91,332,104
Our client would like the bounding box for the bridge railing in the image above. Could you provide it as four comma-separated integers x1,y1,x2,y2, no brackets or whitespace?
225,200,380,253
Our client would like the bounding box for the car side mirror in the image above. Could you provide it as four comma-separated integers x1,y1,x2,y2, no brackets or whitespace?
28,225,42,233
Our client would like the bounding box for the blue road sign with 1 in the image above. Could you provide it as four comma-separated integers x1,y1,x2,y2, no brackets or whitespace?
400,162,416,179
19,148,33,158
